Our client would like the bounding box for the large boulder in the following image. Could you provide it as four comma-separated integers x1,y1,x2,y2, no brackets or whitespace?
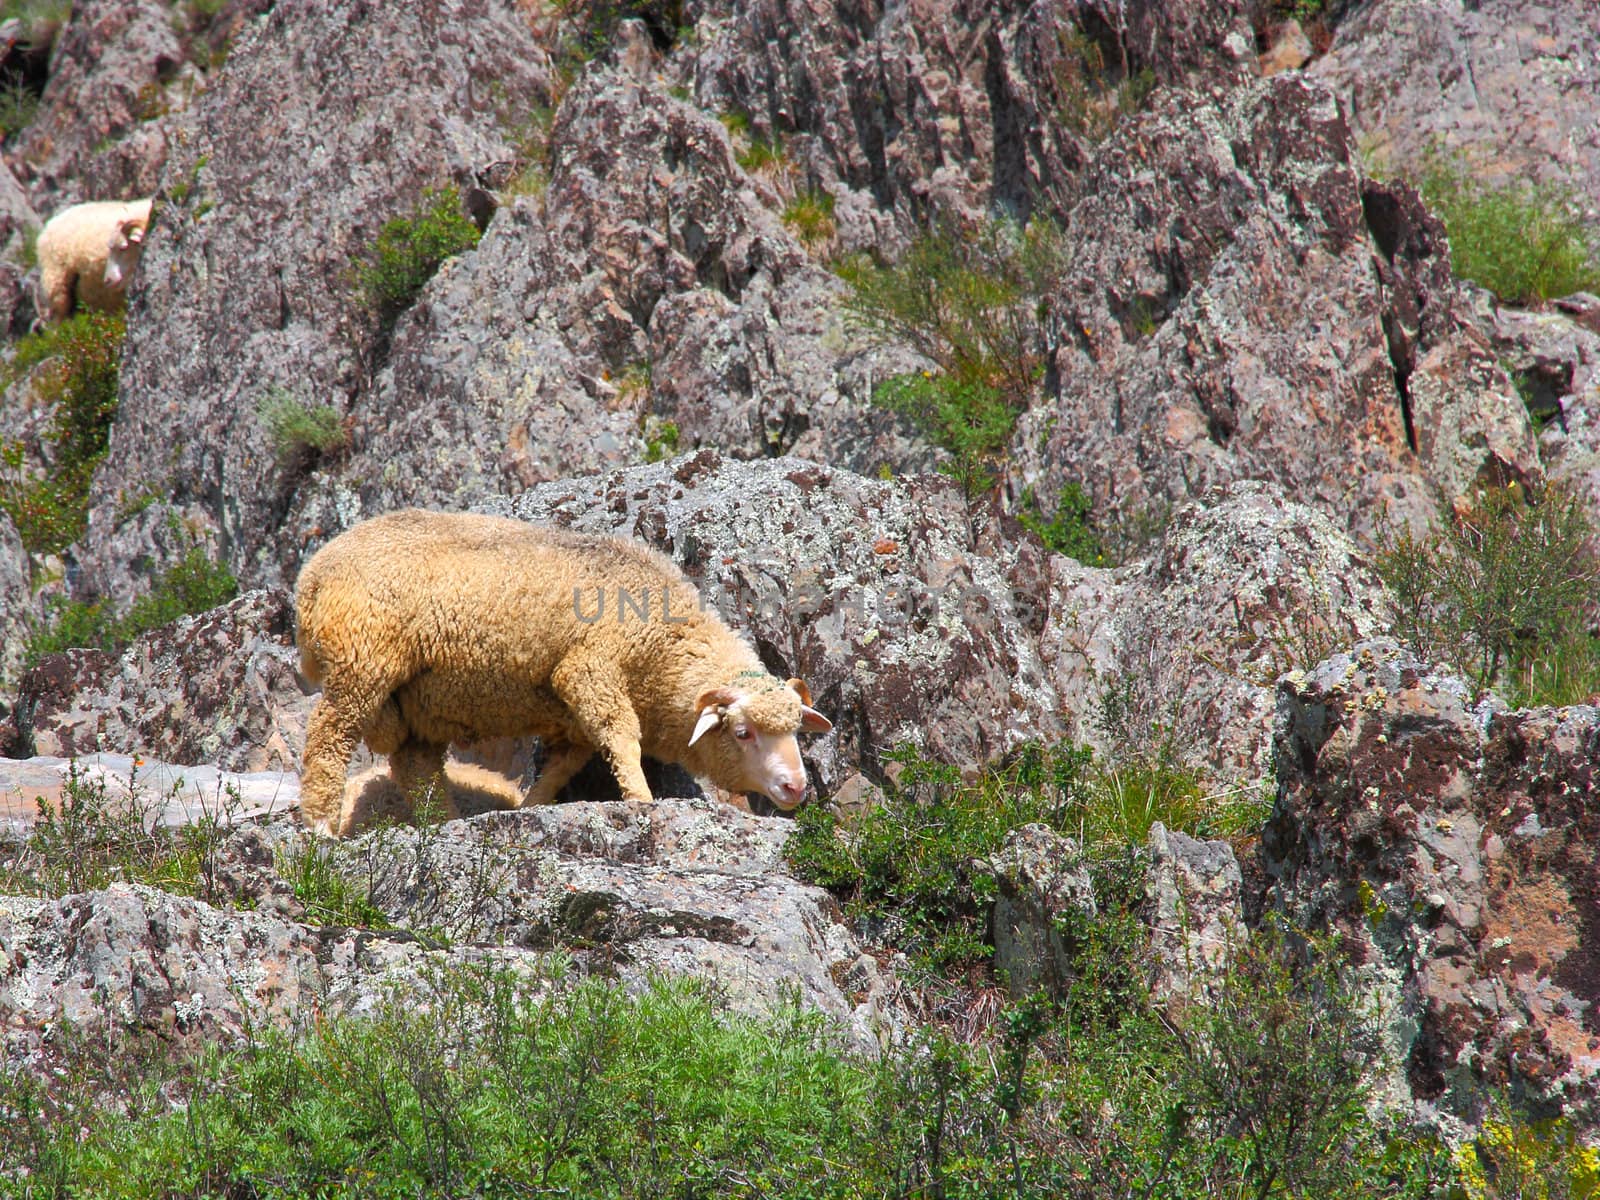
1013,74,1539,542
1263,640,1600,1128
292,52,932,556
341,797,888,1038
0,798,892,1065
1038,479,1393,780
1312,0,1600,196
12,588,312,773
8,0,191,202
77,0,554,600
689,0,1254,235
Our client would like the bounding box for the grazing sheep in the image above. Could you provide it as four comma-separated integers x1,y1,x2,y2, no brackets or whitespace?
294,509,833,837
35,197,153,325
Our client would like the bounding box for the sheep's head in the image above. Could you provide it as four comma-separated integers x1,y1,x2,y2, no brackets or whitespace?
102,215,149,290
688,672,832,810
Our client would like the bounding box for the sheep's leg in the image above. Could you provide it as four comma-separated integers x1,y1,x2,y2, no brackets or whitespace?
387,738,454,825
523,741,594,807
549,657,652,803
301,681,388,836
39,263,74,325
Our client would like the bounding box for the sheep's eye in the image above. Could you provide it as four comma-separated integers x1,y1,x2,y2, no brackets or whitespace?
733,726,754,742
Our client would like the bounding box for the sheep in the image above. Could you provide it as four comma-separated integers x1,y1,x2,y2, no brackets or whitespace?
35,197,153,325
294,508,833,837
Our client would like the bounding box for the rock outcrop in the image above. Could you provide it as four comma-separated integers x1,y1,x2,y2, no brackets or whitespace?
0,796,891,1068
10,589,311,772
1264,640,1600,1126
77,0,554,598
1313,0,1600,195
1040,479,1393,779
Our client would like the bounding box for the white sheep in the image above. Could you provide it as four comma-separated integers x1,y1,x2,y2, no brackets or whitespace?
35,197,153,325
294,509,833,837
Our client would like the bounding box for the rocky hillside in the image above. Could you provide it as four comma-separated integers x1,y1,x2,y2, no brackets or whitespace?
1,0,1599,1191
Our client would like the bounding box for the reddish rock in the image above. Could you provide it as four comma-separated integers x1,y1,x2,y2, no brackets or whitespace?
1264,640,1600,1127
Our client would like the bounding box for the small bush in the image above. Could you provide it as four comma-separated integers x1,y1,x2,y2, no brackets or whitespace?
641,415,678,463
0,75,38,137
0,311,125,556
839,219,1067,494
0,760,242,902
1052,25,1156,143
24,544,237,666
1452,1104,1600,1200
256,386,345,464
785,743,1093,973
734,132,786,174
1020,482,1107,565
278,838,388,928
1377,482,1598,699
1417,156,1600,305
355,186,482,325
780,188,835,250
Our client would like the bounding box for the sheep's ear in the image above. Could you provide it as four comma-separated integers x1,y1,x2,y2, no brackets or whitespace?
786,677,813,706
689,687,739,747
689,707,722,746
800,706,832,734
695,686,742,712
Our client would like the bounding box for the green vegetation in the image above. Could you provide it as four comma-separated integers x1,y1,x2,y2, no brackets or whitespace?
278,838,389,929
786,742,1092,973
0,944,1459,1199
0,760,241,901
0,311,126,556
1417,155,1600,305
1453,1105,1600,1199
1377,482,1600,705
1020,482,1107,564
0,75,38,138
780,187,836,250
354,186,482,326
734,131,786,174
838,219,1066,496
1052,25,1156,143
641,415,678,463
257,386,346,465
24,544,238,667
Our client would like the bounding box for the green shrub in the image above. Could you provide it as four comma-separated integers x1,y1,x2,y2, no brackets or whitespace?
0,759,242,901
1052,25,1156,142
1452,1103,1600,1200
23,544,238,666
256,386,346,464
0,311,125,555
641,415,678,463
734,132,785,174
780,188,835,249
838,219,1067,494
1417,156,1600,305
785,742,1092,973
1020,481,1107,565
0,75,38,138
278,838,389,928
1377,482,1598,700
0,926,1464,1198
355,186,482,325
